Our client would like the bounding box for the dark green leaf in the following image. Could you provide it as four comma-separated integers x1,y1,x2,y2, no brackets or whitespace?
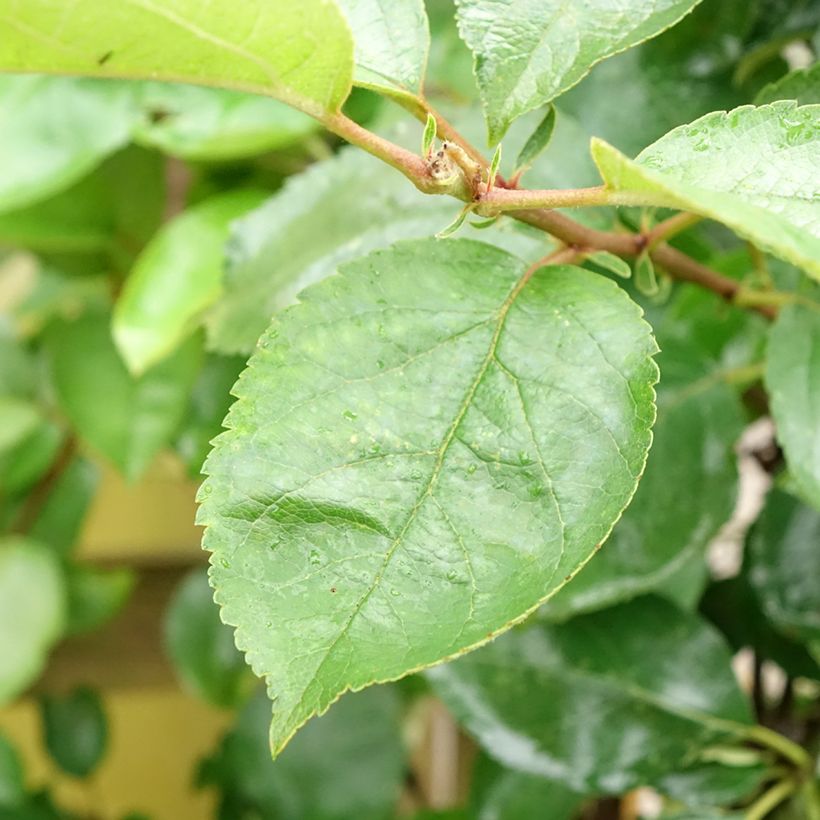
39,687,107,779
200,238,658,753
46,312,202,481
0,734,23,808
164,568,252,709
429,597,753,794
756,63,820,105
0,538,64,706
514,106,556,175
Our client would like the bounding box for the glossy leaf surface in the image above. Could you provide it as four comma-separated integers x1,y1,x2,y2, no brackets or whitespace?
200,239,658,753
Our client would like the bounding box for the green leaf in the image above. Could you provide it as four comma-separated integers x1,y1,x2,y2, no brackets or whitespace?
336,0,430,100
46,312,202,481
199,238,658,754
422,113,437,156
657,759,768,811
487,144,502,185
748,489,820,644
586,251,632,280
205,144,544,354
766,301,820,505
755,63,820,106
113,190,267,374
592,102,820,278
39,687,107,779
0,1,354,119
455,0,703,143
542,287,752,620
0,538,65,706
635,252,659,296
0,76,136,213
0,733,23,808
175,354,246,478
199,687,406,819
134,83,319,161
514,106,556,175
0,398,40,456
65,566,135,636
470,755,584,820
435,204,472,238
429,597,752,794
165,568,252,709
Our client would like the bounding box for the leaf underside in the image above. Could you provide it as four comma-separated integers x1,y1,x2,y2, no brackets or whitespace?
199,238,658,754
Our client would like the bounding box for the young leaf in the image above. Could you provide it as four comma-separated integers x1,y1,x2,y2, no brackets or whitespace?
113,189,267,375
487,143,502,188
514,105,557,175
422,112,437,157
766,300,820,505
199,238,659,755
0,0,354,119
164,568,252,709
0,397,41,456
748,490,820,645
435,204,472,238
428,597,753,794
592,102,820,279
455,0,702,143
635,252,659,295
755,63,820,106
0,76,137,213
586,250,632,280
336,0,430,100
46,312,202,482
39,687,108,779
0,538,65,707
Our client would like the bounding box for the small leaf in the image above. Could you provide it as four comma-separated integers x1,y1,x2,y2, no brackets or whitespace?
755,63,820,106
0,538,65,706
455,0,703,142
0,733,24,808
0,397,41,456
164,568,252,709
422,113,437,157
40,687,108,779
199,238,658,754
336,0,430,100
428,597,753,794
470,216,500,229
487,144,502,188
66,566,135,636
435,205,473,238
113,190,267,374
46,312,202,481
635,252,659,295
586,250,632,280
514,105,557,174
0,0,354,118
766,299,820,505
592,103,820,279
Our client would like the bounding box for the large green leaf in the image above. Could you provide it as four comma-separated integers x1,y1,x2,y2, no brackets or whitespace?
39,687,107,779
336,0,430,100
756,63,820,106
199,238,658,754
199,687,406,820
0,538,65,706
0,0,354,118
46,312,202,481
455,0,703,143
0,75,136,212
206,142,545,354
429,597,753,794
593,102,820,278
766,300,820,505
134,83,318,161
113,190,266,374
748,490,820,644
164,568,252,709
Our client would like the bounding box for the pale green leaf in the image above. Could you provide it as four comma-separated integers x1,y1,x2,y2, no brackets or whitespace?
336,0,429,99
114,190,267,374
199,238,658,754
422,112,437,156
165,568,252,708
436,204,472,238
429,597,752,794
766,300,820,504
586,251,631,280
755,63,820,106
0,75,136,212
134,82,319,161
46,312,202,481
65,565,135,636
0,0,354,118
0,397,40,455
0,538,65,706
635,252,659,296
205,143,545,355
455,0,703,143
592,102,820,278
